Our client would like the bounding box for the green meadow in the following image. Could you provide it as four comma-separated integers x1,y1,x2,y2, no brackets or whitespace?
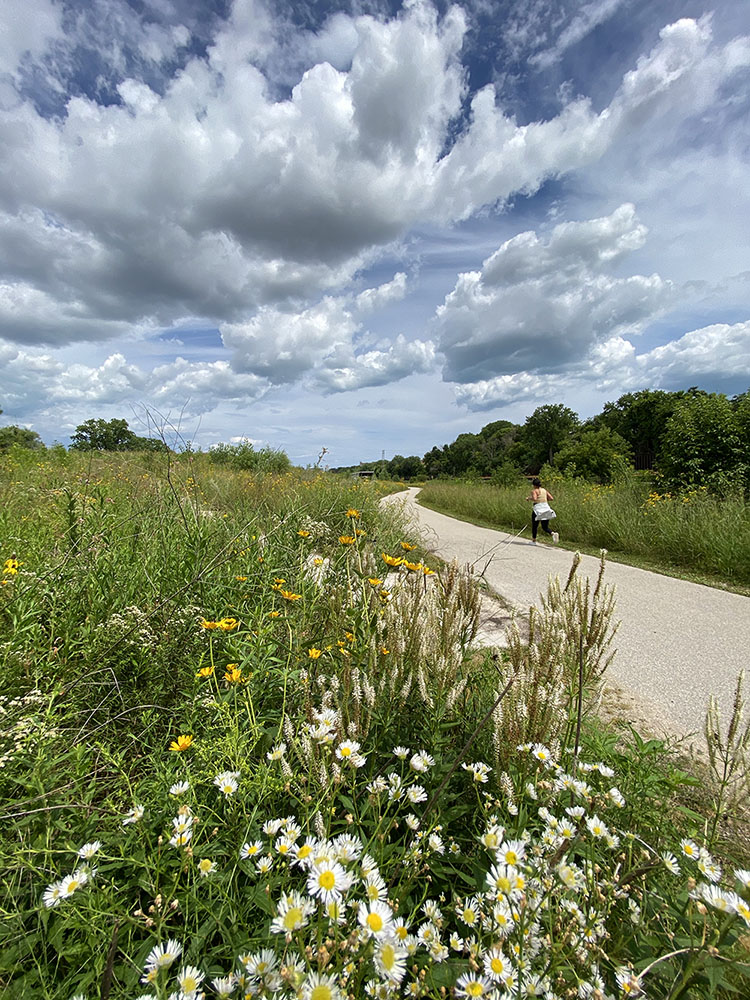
2,448,749,999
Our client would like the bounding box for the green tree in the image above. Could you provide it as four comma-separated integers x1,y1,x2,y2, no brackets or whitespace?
520,404,580,470
554,427,632,483
659,393,747,495
0,425,45,452
71,418,138,451
388,455,424,480
592,389,697,467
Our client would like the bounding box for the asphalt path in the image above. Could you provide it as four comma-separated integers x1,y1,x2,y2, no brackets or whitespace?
384,488,750,745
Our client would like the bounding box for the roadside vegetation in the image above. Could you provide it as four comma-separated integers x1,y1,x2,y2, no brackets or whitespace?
2,445,750,999
419,475,750,589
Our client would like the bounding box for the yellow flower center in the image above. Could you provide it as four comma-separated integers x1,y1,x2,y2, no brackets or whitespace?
490,957,505,974
319,870,335,890
380,943,396,970
340,746,352,756
466,982,484,997
310,986,333,1000
367,912,384,932
284,907,303,929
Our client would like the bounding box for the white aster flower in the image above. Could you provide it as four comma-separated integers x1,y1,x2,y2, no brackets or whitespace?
240,839,263,860
211,973,237,996
169,780,190,796
456,972,494,997
307,860,352,903
359,899,395,939
43,880,65,908
406,784,427,804
270,891,316,935
392,745,410,759
77,841,102,860
197,858,217,877
374,937,407,984
409,750,435,772
267,743,286,761
122,805,144,825
145,938,183,971
301,970,342,1000
214,771,240,796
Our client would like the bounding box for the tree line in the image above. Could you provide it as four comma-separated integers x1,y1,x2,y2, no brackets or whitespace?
344,388,750,493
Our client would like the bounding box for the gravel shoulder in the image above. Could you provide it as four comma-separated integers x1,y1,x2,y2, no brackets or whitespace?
384,488,750,748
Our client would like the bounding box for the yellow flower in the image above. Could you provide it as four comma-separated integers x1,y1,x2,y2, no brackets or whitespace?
217,617,239,631
274,578,286,585
380,647,390,655
267,610,281,618
381,553,403,567
169,734,194,752
355,528,366,536
368,577,382,586
297,529,310,537
339,535,356,545
200,619,219,629
346,508,360,518
400,541,417,551
313,558,324,566
308,647,323,659
422,566,435,576
279,589,302,601
196,665,215,679
235,575,247,582
2,558,20,575
224,665,244,684
403,560,423,572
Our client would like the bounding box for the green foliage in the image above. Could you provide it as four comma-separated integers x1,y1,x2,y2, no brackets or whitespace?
387,453,425,480
0,425,45,452
659,393,749,495
554,426,632,483
70,417,166,452
207,439,292,473
517,403,580,470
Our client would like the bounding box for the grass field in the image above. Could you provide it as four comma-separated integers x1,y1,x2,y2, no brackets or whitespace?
2,448,749,999
418,475,750,590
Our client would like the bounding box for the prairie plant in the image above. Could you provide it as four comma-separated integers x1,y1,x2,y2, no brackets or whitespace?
493,552,619,769
705,670,750,844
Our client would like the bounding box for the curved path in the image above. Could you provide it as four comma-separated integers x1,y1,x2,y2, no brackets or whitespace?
384,488,750,745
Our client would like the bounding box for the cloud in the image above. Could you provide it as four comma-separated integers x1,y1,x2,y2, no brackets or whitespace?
436,204,674,384
530,0,630,70
1,4,744,355
453,321,750,410
312,334,436,393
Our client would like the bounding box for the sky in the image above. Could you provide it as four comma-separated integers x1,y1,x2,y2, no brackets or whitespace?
1,0,749,466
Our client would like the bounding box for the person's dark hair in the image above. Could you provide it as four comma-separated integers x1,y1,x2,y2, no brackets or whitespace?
531,477,542,488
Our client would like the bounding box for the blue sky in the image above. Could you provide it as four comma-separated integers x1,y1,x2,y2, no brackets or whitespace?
1,0,749,465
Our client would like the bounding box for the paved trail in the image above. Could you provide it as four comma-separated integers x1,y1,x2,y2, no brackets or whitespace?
384,488,750,745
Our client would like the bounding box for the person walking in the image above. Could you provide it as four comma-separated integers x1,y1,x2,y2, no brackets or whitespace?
526,477,559,544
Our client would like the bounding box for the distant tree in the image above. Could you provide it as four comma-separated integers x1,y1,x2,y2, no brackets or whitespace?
71,418,138,451
422,445,447,478
659,393,747,495
519,404,580,470
554,427,632,483
0,425,45,452
388,454,424,480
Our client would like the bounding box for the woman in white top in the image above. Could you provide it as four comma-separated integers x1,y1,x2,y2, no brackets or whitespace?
526,477,559,544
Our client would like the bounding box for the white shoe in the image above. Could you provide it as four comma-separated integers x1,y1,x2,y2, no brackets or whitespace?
529,540,537,545
552,531,559,543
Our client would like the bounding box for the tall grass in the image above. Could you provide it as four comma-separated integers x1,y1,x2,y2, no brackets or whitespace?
419,475,750,586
